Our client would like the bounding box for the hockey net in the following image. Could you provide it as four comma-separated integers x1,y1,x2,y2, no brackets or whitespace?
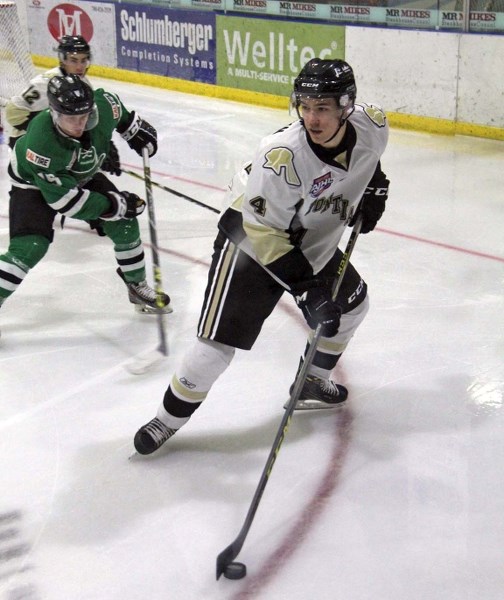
0,0,35,112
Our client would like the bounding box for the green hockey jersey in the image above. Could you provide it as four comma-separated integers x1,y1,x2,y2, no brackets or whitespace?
8,89,132,221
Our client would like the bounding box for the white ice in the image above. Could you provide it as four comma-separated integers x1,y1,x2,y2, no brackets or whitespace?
0,78,503,600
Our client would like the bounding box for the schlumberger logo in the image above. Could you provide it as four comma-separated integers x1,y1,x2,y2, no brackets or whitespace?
47,4,94,43
120,10,213,54
309,173,333,198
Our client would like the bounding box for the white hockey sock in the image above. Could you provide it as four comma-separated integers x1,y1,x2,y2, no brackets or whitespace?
156,404,190,430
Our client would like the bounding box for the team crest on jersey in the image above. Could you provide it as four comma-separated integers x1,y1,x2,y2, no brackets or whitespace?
26,149,51,168
263,147,301,187
103,92,121,120
70,147,105,176
309,172,333,198
362,103,387,128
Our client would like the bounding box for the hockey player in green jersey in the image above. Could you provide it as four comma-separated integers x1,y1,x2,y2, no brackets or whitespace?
6,35,93,149
5,35,121,174
0,74,171,318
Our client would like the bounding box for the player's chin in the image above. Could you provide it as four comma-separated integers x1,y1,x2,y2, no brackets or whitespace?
307,130,324,142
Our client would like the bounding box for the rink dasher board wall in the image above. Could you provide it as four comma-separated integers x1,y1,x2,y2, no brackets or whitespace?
346,28,504,137
26,0,504,140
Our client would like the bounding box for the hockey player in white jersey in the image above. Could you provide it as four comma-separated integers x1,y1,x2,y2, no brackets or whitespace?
6,36,90,145
5,35,121,176
133,58,390,455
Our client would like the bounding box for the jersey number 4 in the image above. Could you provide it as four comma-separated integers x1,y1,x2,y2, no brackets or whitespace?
249,196,266,216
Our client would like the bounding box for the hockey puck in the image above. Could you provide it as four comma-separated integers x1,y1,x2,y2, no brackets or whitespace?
223,562,247,580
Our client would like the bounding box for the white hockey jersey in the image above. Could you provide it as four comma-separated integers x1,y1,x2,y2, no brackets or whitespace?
5,67,92,142
220,103,388,282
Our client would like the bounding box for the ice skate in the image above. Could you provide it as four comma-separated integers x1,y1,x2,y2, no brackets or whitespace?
134,417,178,455
286,374,348,410
117,268,172,314
285,358,348,410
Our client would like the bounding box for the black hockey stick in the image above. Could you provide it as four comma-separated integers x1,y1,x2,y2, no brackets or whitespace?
216,215,363,580
122,167,220,215
142,147,168,356
124,151,169,375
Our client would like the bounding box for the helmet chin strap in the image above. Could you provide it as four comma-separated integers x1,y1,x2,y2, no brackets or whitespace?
322,120,344,145
321,105,354,145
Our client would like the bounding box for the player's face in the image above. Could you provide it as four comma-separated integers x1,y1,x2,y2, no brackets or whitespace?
56,113,91,138
61,53,90,77
298,97,345,147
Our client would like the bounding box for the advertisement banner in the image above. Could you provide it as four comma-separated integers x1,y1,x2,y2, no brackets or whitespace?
27,0,116,66
216,16,345,96
230,0,270,15
469,11,504,31
116,4,216,83
384,7,438,28
277,1,318,19
328,5,381,24
439,10,464,29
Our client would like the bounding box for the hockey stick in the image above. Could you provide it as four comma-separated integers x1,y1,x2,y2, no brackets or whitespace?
121,167,220,215
125,148,169,375
216,216,363,580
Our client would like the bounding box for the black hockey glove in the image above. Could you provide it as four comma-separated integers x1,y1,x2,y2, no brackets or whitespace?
89,219,106,236
292,280,342,337
118,111,157,157
101,141,121,176
350,174,390,234
101,191,146,221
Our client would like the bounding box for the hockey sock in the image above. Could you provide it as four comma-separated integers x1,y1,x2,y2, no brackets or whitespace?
305,295,370,378
0,236,49,299
160,338,235,427
114,239,146,283
8,235,50,268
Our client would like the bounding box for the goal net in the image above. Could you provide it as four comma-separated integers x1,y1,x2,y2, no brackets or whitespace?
0,0,35,110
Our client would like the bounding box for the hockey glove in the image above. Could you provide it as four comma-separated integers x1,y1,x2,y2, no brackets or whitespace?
89,219,106,236
118,112,157,157
101,191,146,221
101,141,121,176
351,174,390,234
292,280,341,337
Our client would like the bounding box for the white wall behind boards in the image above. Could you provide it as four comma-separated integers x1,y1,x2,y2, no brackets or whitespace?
346,28,459,121
458,34,504,128
345,26,504,130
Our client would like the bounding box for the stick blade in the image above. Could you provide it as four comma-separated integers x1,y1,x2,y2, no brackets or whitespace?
216,542,240,580
124,348,166,375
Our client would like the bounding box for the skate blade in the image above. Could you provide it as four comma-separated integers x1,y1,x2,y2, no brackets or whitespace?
283,398,346,410
133,303,173,314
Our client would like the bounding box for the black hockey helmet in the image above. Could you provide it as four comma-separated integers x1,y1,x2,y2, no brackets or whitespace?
57,35,91,62
292,58,357,110
48,75,98,130
48,75,94,115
